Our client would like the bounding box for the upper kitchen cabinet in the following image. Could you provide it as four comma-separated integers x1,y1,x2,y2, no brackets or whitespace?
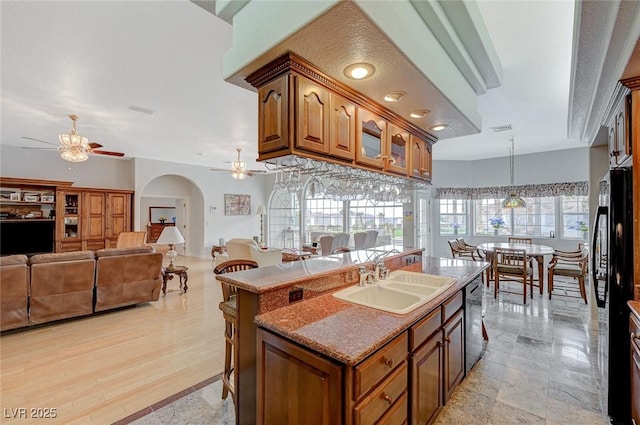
410,136,433,182
386,123,410,176
246,53,438,180
294,75,330,155
328,92,356,161
605,83,633,168
257,75,290,156
356,108,386,170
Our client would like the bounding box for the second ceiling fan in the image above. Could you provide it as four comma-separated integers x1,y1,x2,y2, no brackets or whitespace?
210,148,266,179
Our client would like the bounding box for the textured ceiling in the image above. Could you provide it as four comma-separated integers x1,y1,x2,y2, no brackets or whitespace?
1,1,638,169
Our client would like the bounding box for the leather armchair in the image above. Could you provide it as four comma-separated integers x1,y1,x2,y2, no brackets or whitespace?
29,251,96,324
95,246,163,311
0,255,29,331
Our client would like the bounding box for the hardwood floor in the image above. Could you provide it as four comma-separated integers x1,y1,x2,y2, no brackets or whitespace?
0,256,224,425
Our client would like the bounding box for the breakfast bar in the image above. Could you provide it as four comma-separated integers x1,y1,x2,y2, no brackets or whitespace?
215,247,489,425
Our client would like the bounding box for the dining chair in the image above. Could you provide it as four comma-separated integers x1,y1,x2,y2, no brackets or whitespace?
447,239,480,261
493,247,533,304
353,232,367,250
508,237,533,245
456,237,484,259
319,235,335,256
548,246,589,303
213,259,259,405
331,247,352,254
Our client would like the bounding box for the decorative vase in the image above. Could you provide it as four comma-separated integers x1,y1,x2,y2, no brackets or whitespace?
493,229,498,236
159,219,165,224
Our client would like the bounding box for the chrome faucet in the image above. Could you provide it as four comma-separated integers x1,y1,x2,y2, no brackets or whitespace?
359,267,375,286
374,260,387,281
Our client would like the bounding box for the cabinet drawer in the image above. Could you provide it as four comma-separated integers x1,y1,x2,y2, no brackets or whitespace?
377,390,407,425
354,332,408,401
410,306,441,351
442,291,463,324
354,362,407,425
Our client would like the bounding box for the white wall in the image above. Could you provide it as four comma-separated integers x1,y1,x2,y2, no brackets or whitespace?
134,158,270,258
429,147,593,258
1,145,133,189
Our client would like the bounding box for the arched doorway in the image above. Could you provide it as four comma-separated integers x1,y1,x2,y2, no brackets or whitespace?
138,175,204,257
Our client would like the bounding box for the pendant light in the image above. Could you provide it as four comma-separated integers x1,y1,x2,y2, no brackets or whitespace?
502,137,526,208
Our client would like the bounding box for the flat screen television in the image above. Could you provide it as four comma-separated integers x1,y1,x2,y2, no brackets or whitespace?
0,220,55,256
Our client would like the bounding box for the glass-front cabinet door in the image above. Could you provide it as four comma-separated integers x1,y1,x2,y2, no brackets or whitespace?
410,136,432,182
386,123,409,175
57,191,81,247
356,108,386,169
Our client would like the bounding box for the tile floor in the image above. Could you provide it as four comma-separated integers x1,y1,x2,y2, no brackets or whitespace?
124,278,610,425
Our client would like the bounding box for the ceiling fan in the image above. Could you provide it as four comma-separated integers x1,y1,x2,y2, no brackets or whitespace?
210,148,266,179
21,114,125,163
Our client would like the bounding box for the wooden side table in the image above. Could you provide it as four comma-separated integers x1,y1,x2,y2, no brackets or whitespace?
162,266,188,295
211,245,227,258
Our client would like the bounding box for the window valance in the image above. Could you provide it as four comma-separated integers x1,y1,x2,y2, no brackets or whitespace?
435,181,589,200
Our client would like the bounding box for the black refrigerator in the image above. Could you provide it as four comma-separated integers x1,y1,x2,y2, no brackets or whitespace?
593,167,634,425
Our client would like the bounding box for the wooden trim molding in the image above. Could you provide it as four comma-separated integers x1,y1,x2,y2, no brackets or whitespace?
0,177,74,188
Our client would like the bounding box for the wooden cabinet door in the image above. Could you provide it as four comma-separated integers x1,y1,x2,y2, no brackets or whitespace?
443,309,464,403
386,123,410,176
106,193,131,241
409,136,432,181
257,328,343,425
356,108,386,169
82,191,105,240
258,75,290,155
329,92,356,160
410,331,443,425
295,75,329,155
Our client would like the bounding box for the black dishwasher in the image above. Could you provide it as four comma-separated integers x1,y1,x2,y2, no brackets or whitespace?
464,274,485,373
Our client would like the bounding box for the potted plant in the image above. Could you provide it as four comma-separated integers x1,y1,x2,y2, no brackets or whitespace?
570,220,589,239
452,222,461,235
158,215,167,224
489,217,505,236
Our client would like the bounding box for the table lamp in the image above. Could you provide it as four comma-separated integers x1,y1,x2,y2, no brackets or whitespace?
156,226,185,271
256,205,267,244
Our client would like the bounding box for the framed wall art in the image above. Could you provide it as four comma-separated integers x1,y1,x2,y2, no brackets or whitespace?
224,194,251,216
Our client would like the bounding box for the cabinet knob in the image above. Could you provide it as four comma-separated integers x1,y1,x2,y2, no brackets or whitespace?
382,393,394,405
383,358,394,368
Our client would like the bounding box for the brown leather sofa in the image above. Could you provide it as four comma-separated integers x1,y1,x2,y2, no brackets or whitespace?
0,255,30,331
29,251,96,325
95,246,163,311
0,246,163,331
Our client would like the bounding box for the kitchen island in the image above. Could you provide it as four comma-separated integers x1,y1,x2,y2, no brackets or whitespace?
215,248,488,425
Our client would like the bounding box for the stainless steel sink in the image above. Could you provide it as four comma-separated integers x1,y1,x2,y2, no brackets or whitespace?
332,271,456,314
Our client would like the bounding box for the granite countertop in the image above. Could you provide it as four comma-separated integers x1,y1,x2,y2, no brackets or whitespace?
215,245,422,294
255,257,489,365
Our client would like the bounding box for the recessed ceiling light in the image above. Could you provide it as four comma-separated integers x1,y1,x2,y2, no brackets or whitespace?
410,109,431,118
383,91,406,102
343,63,376,80
430,124,448,132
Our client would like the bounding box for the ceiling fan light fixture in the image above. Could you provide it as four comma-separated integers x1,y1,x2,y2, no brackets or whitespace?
58,114,90,162
231,170,247,180
343,63,375,80
410,109,431,119
383,91,406,102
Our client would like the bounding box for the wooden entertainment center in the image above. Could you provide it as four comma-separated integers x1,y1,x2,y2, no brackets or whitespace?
0,177,133,254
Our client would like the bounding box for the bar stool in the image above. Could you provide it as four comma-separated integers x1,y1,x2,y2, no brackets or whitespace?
213,259,258,404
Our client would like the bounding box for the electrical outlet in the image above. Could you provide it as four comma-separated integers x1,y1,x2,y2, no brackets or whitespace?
289,288,303,303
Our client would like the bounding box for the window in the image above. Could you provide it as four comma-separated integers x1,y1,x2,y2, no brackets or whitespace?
561,195,589,239
303,197,344,244
474,199,512,235
439,199,467,235
348,199,404,246
512,197,555,237
268,190,300,248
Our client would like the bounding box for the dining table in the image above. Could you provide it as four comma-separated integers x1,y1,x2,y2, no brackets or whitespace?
477,242,555,294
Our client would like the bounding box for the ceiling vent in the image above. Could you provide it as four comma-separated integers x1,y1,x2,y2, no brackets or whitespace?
491,124,513,132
